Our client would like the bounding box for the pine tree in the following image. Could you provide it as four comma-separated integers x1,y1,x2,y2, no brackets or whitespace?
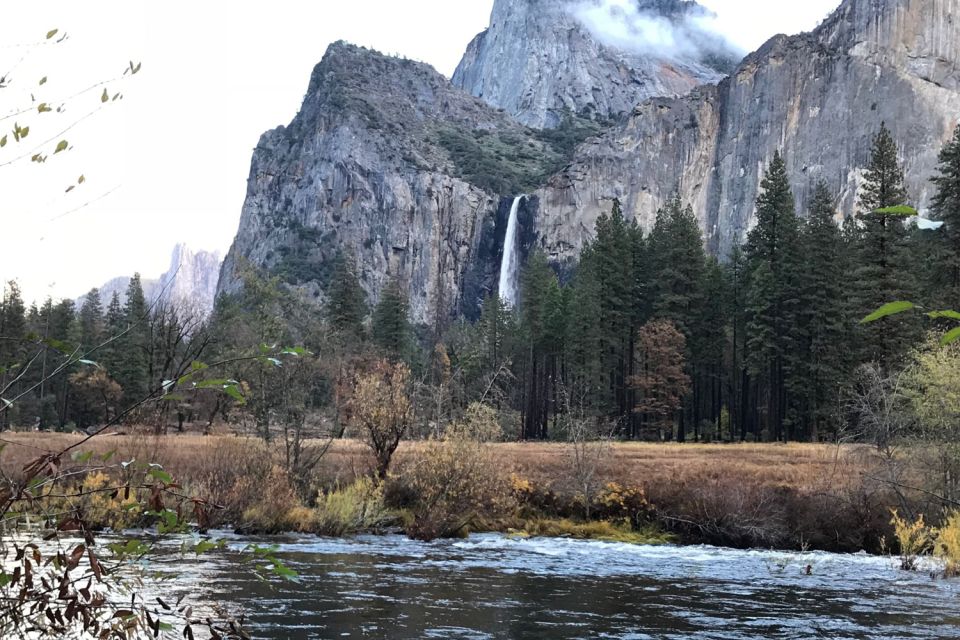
930,124,960,308
648,195,704,442
326,251,367,341
648,195,706,336
372,276,412,362
577,200,638,425
79,288,104,351
564,252,605,415
116,274,150,401
793,182,848,440
744,151,801,441
854,123,920,370
0,282,27,429
519,251,564,440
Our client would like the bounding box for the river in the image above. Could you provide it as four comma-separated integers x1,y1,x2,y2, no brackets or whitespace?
148,532,960,639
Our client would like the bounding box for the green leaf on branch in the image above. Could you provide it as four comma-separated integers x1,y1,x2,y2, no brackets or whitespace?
37,103,51,113
101,88,108,103
70,451,94,464
54,139,68,153
46,29,58,40
942,327,960,346
862,301,916,324
928,310,960,322
147,466,173,484
38,76,47,85
0,135,6,147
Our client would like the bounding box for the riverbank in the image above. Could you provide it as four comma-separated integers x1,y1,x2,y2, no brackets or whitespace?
0,433,903,552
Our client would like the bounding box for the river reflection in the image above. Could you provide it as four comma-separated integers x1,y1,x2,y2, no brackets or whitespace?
155,533,960,639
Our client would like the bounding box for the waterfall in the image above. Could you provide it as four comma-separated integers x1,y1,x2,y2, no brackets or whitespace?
498,195,524,307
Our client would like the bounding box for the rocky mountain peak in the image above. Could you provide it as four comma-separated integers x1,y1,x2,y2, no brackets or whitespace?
452,0,741,128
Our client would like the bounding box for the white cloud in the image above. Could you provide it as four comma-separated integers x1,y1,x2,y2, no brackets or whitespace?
570,0,738,61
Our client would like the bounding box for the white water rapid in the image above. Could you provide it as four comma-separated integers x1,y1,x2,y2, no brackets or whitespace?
498,196,524,307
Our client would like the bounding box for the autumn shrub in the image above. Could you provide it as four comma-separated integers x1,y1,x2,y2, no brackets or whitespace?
934,510,960,577
595,482,653,529
890,511,936,571
239,466,304,533
404,406,513,541
314,476,393,537
74,471,141,530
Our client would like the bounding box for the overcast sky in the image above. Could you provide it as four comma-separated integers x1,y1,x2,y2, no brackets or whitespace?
1,0,841,304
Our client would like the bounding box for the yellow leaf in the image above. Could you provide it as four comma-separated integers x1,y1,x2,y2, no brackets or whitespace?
37,103,51,113
77,175,85,184
0,135,5,147
46,29,58,40
101,88,108,103
54,140,68,153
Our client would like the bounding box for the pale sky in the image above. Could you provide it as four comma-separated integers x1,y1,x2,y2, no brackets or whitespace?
1,0,840,304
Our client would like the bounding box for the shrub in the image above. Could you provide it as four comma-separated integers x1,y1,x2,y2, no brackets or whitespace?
404,418,513,541
76,471,140,530
239,466,302,534
314,477,393,537
595,483,653,529
935,510,960,577
890,511,935,571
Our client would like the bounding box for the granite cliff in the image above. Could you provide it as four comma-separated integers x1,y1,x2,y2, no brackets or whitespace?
534,0,960,260
220,0,960,325
452,0,739,128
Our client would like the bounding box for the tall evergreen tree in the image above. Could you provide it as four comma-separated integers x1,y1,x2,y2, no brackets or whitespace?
117,274,150,401
647,194,709,441
854,122,919,370
326,251,367,340
930,124,960,308
744,151,801,441
518,251,564,440
79,288,104,352
0,282,27,428
372,276,412,362
793,182,848,440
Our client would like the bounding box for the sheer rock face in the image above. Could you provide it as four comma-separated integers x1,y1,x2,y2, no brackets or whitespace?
533,0,960,262
217,43,540,324
452,0,738,128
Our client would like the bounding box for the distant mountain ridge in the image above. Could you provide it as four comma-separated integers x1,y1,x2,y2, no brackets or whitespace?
80,244,222,316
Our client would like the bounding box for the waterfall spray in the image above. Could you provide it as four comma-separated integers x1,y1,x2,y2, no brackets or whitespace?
498,195,524,307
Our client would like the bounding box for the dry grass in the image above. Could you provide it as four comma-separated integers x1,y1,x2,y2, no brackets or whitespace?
0,432,896,550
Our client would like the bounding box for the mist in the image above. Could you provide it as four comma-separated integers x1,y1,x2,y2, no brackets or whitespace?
568,0,744,63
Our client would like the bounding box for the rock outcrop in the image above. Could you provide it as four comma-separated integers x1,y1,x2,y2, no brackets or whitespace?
534,0,960,260
452,0,739,128
217,43,556,324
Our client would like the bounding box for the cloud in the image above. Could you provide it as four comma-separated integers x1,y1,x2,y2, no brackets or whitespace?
568,0,743,64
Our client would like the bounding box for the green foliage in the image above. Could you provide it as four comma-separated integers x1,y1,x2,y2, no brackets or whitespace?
853,122,922,370
930,124,960,308
437,112,605,195
325,251,367,340
372,276,413,362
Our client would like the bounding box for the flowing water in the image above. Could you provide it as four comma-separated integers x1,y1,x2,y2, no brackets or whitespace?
498,196,524,307
154,533,960,639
